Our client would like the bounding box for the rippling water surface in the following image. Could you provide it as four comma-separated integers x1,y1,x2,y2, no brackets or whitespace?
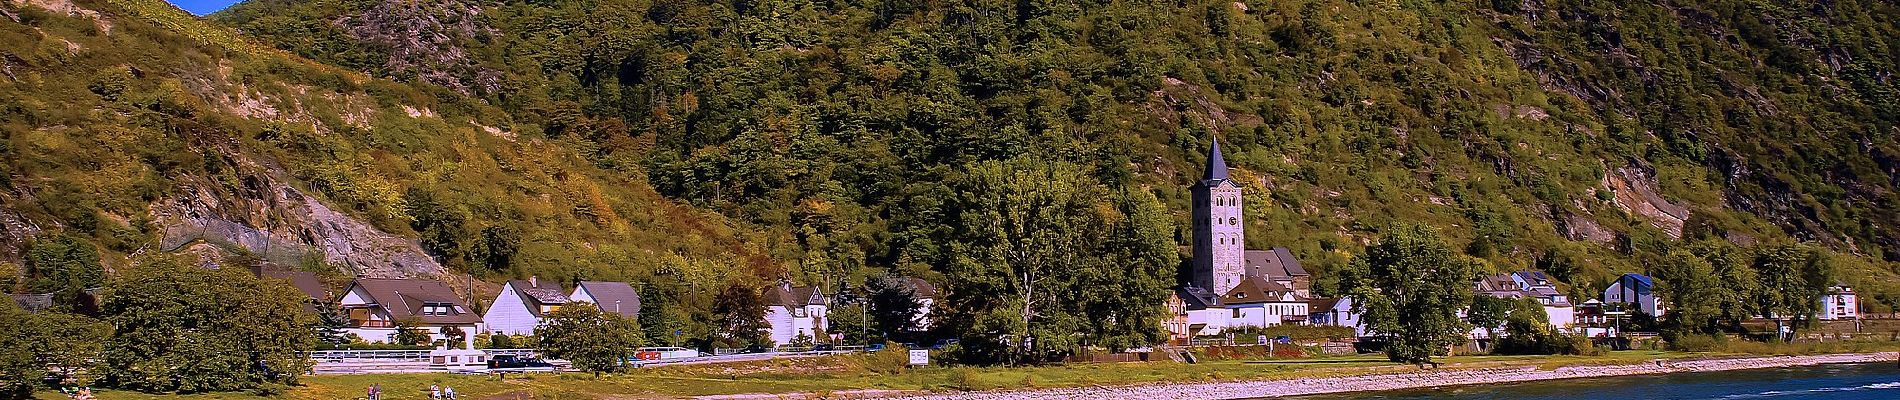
1289,362,1900,400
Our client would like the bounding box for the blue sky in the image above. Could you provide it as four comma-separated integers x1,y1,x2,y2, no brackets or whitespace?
167,0,241,16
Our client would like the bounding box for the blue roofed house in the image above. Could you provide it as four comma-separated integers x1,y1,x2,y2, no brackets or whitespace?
1603,273,1665,317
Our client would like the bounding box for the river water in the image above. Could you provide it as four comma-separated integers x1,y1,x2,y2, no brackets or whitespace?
1291,362,1900,400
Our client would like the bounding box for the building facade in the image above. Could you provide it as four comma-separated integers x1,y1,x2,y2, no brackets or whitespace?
482,277,569,335
1819,284,1859,320
1191,138,1247,295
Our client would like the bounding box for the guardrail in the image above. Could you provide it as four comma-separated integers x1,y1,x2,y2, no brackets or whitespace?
308,349,541,362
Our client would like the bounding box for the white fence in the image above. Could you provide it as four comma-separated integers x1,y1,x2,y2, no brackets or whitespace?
308,349,539,363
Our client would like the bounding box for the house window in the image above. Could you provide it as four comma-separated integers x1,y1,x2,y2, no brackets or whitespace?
793,307,808,318
1232,308,1242,318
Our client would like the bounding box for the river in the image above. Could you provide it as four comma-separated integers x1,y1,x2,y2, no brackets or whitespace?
1290,362,1900,400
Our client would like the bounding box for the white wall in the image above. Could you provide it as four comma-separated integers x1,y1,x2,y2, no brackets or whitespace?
1820,293,1859,320
483,282,542,335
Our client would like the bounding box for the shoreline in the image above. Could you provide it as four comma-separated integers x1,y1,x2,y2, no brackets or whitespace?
842,352,1897,400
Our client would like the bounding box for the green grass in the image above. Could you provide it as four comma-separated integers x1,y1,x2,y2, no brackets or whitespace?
41,346,1899,400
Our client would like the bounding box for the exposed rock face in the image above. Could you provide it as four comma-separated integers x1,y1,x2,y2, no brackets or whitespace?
1602,160,1690,238
150,155,442,279
337,0,500,96
1557,212,1616,244
1148,77,1264,132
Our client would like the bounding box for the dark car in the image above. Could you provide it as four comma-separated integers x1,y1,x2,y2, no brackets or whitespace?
930,339,960,349
812,343,836,351
865,343,886,352
742,344,770,354
487,354,553,369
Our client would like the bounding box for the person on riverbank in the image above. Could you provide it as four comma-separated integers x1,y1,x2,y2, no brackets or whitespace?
431,384,442,400
444,386,457,400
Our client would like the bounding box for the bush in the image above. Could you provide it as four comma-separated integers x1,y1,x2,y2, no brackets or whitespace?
1667,334,1724,352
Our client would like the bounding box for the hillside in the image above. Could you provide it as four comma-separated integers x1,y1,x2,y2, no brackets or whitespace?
207,0,1900,298
0,0,770,322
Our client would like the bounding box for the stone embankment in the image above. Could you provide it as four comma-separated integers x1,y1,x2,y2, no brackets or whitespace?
871,352,1896,400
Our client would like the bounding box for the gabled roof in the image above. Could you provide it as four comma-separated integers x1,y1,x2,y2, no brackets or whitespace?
1512,271,1553,287
1476,274,1520,292
907,278,939,299
574,281,641,317
9,293,52,312
1243,248,1308,281
506,278,570,317
1222,276,1303,305
1308,298,1341,312
346,279,481,325
766,284,825,307
1203,138,1230,182
1177,286,1220,309
1619,273,1654,287
258,269,328,301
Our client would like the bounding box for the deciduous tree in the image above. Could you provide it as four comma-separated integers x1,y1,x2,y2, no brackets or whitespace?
1341,224,1481,365
536,302,643,375
99,257,317,393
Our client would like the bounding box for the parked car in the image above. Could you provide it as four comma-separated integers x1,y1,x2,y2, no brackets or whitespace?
812,343,836,351
865,343,886,352
741,344,770,354
487,354,553,369
930,339,960,350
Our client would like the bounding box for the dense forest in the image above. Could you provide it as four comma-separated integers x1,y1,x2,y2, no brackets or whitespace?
4,0,1900,355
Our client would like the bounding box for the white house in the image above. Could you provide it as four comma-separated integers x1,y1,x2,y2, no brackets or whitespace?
1604,273,1665,317
569,281,642,318
764,283,828,346
1307,297,1366,336
904,277,938,330
338,278,481,348
1511,271,1576,329
1819,284,1859,320
483,277,569,335
1220,276,1309,329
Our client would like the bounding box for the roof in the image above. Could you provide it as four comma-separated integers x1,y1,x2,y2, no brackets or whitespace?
766,284,825,307
9,293,52,312
1243,248,1308,281
506,279,571,317
259,270,328,301
346,279,482,325
1203,137,1230,182
1177,286,1220,309
1476,274,1520,292
907,278,939,299
1616,273,1655,291
1222,276,1302,305
574,281,641,317
1513,271,1552,287
1308,298,1340,312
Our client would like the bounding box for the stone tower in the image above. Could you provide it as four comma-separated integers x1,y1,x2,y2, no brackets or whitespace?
1191,138,1246,295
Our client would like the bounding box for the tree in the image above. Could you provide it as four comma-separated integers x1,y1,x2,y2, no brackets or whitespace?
0,301,39,400
710,282,770,348
391,319,431,347
25,233,103,311
313,301,355,345
1653,248,1726,335
440,325,468,349
536,302,642,376
826,302,873,345
1340,224,1481,365
99,257,317,393
1750,243,1833,337
470,225,521,275
1466,295,1514,347
934,157,1178,365
1496,298,1554,355
865,274,923,339
25,313,110,385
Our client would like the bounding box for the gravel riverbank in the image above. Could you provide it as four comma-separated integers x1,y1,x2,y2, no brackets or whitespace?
860,352,1897,400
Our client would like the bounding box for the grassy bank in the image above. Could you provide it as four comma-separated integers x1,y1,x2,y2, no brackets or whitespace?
38,342,1900,400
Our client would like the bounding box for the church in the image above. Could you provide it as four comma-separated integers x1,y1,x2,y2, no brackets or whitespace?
1162,138,1322,342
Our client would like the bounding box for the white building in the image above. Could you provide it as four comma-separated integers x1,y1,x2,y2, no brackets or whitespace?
1220,276,1310,328
764,283,828,346
338,278,480,348
569,281,642,318
482,277,569,335
1511,271,1576,329
1819,284,1859,320
1604,273,1665,317
1307,297,1366,336
902,277,938,330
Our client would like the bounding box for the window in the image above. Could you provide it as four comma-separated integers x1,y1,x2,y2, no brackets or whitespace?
1232,309,1242,318
793,307,808,318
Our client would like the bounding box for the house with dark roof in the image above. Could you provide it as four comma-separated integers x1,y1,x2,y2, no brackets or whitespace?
1220,276,1310,328
338,278,481,347
569,281,641,318
1243,248,1312,297
483,276,570,335
1604,273,1665,317
904,277,937,330
764,283,828,346
1307,297,1367,336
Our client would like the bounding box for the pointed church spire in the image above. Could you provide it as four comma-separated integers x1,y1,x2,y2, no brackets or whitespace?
1203,137,1229,181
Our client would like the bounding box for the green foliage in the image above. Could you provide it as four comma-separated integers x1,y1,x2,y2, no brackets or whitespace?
710,282,770,348
865,273,923,339
391,319,431,347
0,301,40,400
99,257,317,393
25,233,103,309
1467,295,1515,341
23,312,111,384
934,156,1178,365
536,302,643,374
1341,224,1481,365
1750,243,1834,324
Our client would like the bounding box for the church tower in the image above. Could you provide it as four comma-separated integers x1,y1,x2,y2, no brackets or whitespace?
1191,138,1246,295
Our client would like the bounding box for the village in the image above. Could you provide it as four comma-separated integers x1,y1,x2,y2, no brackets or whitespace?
7,139,1872,379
